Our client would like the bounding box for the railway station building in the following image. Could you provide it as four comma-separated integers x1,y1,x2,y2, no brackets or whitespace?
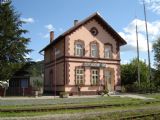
40,12,127,95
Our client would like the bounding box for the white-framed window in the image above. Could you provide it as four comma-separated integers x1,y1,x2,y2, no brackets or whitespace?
91,69,99,85
104,46,112,58
105,70,111,84
75,68,84,85
91,44,98,57
75,43,83,56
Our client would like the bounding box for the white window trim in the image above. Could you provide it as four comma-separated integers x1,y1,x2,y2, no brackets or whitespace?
75,68,84,85
91,69,99,85
91,44,98,57
104,46,112,58
75,43,83,56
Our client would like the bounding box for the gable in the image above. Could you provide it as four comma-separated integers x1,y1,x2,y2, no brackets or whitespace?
68,18,118,45
66,19,119,58
40,12,126,52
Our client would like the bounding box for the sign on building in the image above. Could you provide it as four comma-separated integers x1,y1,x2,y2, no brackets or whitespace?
83,62,106,67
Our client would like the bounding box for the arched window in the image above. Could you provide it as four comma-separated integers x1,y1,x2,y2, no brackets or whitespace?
104,43,113,59
74,40,84,56
90,41,99,57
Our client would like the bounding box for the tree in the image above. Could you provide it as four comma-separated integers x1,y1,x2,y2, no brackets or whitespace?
0,1,32,81
153,37,160,70
121,58,148,86
153,37,160,88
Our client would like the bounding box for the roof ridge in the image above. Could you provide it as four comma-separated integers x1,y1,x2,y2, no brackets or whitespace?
40,12,126,53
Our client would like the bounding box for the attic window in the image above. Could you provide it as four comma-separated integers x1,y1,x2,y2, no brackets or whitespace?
90,27,98,36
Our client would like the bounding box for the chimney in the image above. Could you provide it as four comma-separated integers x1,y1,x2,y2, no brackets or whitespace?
74,20,78,26
50,31,54,43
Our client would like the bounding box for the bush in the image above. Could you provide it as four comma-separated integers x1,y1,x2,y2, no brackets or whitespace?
121,86,126,93
33,79,43,91
124,81,159,93
97,89,109,96
59,92,69,98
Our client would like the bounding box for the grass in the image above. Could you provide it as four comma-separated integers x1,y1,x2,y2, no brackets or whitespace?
141,93,160,99
1,103,160,119
0,94,160,119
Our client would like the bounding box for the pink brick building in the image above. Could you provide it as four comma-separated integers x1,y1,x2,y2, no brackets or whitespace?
40,12,126,95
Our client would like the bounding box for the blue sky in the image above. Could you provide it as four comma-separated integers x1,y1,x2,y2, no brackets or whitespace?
12,0,160,67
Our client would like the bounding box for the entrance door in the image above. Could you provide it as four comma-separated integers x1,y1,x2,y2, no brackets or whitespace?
104,70,112,92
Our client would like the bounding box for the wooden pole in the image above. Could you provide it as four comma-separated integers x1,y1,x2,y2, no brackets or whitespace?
136,19,141,87
143,0,151,86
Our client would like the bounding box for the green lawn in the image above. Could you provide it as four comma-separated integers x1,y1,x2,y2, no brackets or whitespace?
142,93,160,99
0,94,160,119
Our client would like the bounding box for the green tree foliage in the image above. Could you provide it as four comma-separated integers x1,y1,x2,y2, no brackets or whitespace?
28,61,44,77
153,37,160,87
153,37,160,70
0,2,32,81
121,58,148,85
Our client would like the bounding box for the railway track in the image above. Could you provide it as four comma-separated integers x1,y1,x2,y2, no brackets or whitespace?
0,100,159,113
0,104,160,120
0,103,125,112
120,112,160,120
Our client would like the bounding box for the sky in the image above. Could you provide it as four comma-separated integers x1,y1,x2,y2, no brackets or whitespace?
11,0,160,67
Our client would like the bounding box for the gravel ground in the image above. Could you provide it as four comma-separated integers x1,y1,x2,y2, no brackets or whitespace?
0,94,153,106
0,96,112,106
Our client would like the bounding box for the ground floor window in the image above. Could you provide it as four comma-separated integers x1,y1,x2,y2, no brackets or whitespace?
75,68,84,85
91,69,99,85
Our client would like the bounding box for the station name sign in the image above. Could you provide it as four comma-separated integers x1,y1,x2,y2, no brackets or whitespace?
83,62,106,67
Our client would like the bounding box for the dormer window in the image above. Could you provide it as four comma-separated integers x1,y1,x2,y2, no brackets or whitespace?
104,44,113,59
74,40,84,56
91,43,98,57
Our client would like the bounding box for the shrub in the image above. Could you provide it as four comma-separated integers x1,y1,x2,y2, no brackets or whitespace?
33,79,43,91
97,89,109,96
59,92,69,98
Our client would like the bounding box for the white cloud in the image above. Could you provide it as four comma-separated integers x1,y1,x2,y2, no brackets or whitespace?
21,18,35,23
140,0,160,15
42,25,63,39
121,60,130,64
35,59,42,62
119,18,160,52
24,54,30,58
45,24,55,32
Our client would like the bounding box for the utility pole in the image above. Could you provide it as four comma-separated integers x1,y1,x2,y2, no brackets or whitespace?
143,0,151,84
136,19,141,88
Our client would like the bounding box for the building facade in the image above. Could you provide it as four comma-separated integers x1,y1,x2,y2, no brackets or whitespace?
40,12,127,95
